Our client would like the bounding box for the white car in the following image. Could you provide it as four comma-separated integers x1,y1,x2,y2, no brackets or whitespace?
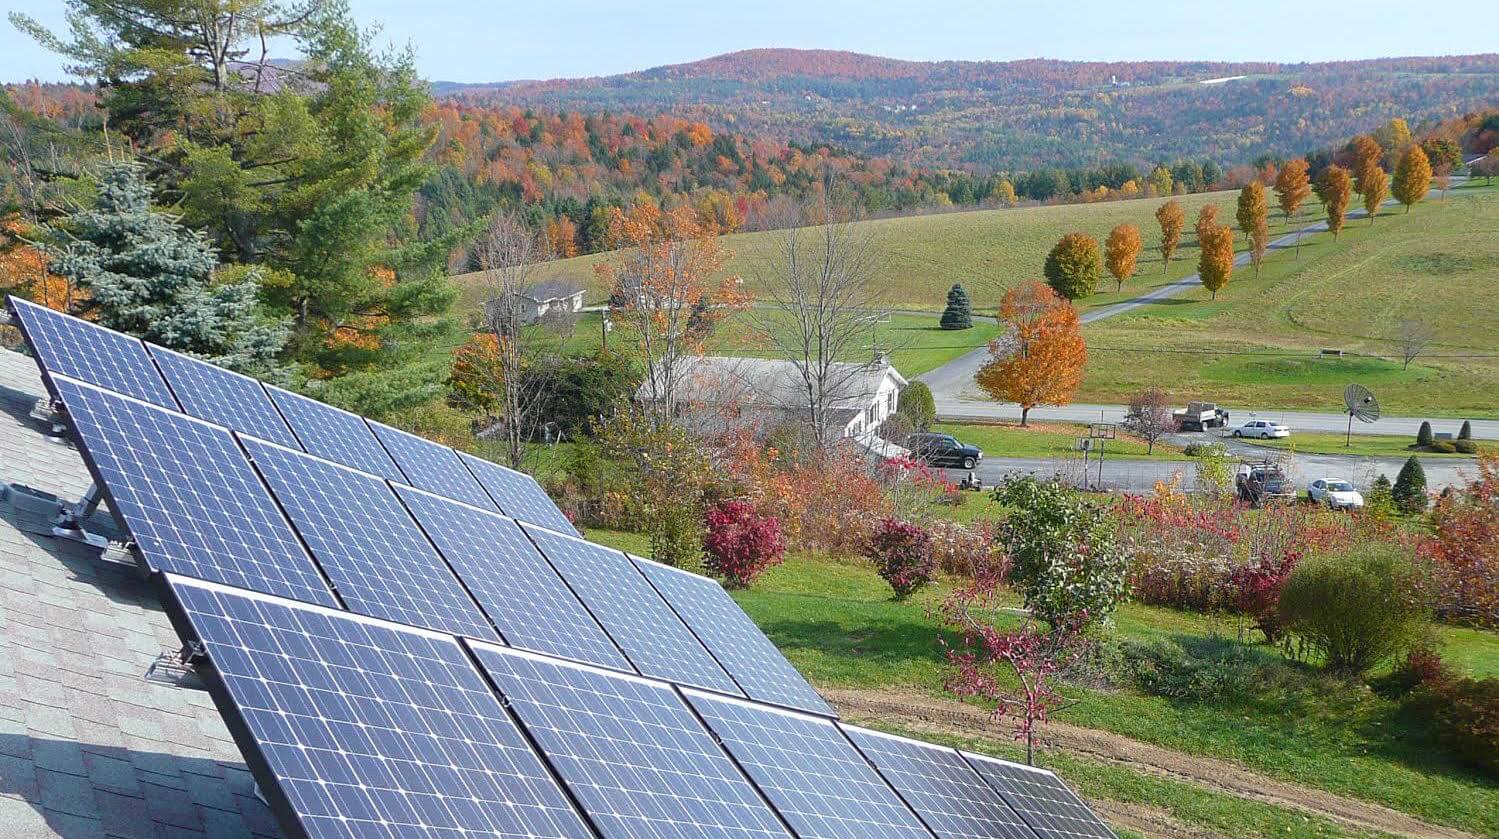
1309,478,1365,510
1232,420,1290,439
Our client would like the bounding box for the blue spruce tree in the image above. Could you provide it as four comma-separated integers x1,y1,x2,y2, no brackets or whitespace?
940,283,973,330
45,163,288,376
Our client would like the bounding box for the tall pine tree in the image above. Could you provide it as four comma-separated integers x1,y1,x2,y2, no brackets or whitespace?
940,283,973,330
43,163,287,376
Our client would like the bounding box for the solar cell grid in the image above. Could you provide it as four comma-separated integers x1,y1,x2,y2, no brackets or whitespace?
52,375,335,606
264,384,405,481
634,556,834,717
242,436,497,640
458,451,578,535
522,524,740,695
843,726,1039,839
468,642,792,839
369,420,497,511
146,343,302,449
394,484,631,671
8,295,178,409
165,576,593,839
962,752,1117,839
684,690,933,839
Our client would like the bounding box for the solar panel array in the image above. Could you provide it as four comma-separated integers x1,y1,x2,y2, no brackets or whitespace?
635,555,835,716
166,576,593,839
685,690,934,839
844,726,1040,839
9,293,1118,839
524,524,741,695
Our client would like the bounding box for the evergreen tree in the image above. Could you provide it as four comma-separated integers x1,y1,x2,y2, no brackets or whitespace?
43,163,287,376
1417,420,1433,447
939,283,973,330
1393,456,1428,515
897,381,936,431
1459,420,1473,440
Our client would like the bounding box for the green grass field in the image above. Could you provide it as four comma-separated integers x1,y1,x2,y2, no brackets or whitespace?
577,535,1499,836
1080,188,1499,417
932,421,1186,461
451,190,1242,313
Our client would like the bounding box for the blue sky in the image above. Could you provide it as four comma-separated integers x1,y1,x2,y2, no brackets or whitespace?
2,0,1491,84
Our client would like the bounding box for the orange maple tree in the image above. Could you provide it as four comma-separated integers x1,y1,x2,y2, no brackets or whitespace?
975,281,1087,426
0,216,85,313
1104,223,1142,292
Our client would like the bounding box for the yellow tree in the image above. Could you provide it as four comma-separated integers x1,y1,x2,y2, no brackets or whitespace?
1194,204,1219,248
1197,223,1235,300
1319,165,1353,239
1155,199,1185,272
993,179,1018,206
1362,166,1389,224
1349,134,1384,195
976,281,1086,426
1236,182,1269,275
1392,145,1432,213
1274,158,1312,256
597,204,746,425
1104,223,1142,292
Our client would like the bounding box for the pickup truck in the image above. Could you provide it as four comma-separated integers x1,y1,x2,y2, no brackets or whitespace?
1173,401,1229,431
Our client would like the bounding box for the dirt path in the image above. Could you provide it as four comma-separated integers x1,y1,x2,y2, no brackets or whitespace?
826,687,1481,839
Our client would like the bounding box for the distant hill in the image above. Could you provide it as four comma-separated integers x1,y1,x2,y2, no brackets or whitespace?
443,48,1499,170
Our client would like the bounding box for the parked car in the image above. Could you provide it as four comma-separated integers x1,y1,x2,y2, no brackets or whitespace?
1235,460,1296,507
908,432,983,469
1232,420,1290,439
1308,478,1365,510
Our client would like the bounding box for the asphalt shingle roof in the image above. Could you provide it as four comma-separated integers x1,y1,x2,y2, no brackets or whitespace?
0,348,279,838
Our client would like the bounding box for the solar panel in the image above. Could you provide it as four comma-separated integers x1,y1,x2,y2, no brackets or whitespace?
457,451,578,536
521,525,740,695
8,295,178,409
468,642,792,839
164,576,593,839
52,374,336,606
145,343,302,449
633,556,834,717
683,690,933,839
368,420,497,511
962,752,1116,839
264,384,405,481
843,726,1039,839
241,436,497,640
393,484,632,672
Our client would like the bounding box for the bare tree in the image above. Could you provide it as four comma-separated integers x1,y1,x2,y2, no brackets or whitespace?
1124,387,1175,454
460,210,560,470
751,213,891,446
1395,318,1434,370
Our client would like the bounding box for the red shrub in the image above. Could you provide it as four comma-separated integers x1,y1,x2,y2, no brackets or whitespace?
865,518,936,599
702,500,786,589
1421,453,1499,628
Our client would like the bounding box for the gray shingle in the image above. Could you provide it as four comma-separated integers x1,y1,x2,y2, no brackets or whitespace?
0,349,279,838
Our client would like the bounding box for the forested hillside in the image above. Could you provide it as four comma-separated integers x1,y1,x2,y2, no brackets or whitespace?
445,48,1499,170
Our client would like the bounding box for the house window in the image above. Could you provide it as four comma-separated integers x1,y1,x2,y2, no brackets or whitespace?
888,391,897,412
867,405,877,426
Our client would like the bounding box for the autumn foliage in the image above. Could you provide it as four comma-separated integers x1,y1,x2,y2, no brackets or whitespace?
1235,182,1269,274
1104,223,1142,291
1392,145,1432,212
1361,166,1389,224
1422,453,1499,628
702,500,786,589
1197,222,1235,299
1154,199,1185,271
976,282,1086,426
1318,165,1353,238
864,518,936,599
1273,158,1312,222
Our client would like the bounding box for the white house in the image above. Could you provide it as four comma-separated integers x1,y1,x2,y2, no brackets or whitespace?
637,353,908,440
486,279,586,326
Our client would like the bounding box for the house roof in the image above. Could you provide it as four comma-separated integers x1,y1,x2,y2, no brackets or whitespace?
637,355,906,412
518,279,585,303
0,348,280,838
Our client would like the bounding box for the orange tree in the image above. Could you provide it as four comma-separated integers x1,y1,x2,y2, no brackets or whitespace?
1197,222,1235,299
1104,223,1141,292
1236,181,1269,274
975,281,1086,426
1361,166,1389,224
1154,199,1185,271
1392,145,1432,212
1318,165,1353,238
596,204,746,425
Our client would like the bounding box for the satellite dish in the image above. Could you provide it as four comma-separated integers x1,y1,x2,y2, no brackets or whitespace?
1342,384,1380,447
1344,383,1381,423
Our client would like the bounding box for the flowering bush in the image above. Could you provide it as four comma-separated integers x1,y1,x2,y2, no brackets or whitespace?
702,500,786,589
1422,453,1499,628
865,518,936,599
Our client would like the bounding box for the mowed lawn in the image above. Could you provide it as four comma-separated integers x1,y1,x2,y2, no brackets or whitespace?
450,189,1241,313
932,421,1186,460
1080,187,1499,417
568,547,1499,837
1237,429,1495,458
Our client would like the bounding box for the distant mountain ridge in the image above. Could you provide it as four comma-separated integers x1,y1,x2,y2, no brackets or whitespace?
436,48,1499,170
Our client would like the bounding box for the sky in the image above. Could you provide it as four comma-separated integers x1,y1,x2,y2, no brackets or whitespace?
2,0,1492,85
